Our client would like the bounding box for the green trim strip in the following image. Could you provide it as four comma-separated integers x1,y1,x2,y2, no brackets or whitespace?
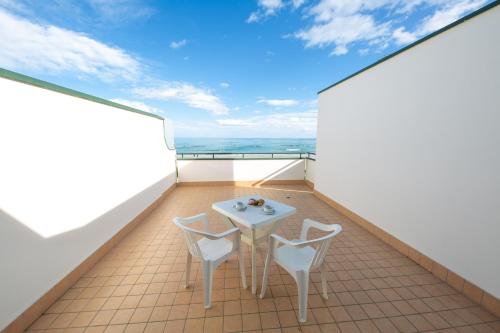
0,67,164,120
318,0,500,94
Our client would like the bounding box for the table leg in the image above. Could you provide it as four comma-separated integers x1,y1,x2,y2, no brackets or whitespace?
251,228,257,294
222,216,237,228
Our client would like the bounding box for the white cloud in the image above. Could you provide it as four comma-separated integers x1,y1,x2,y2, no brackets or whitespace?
0,0,154,24
292,0,307,9
246,12,261,23
258,99,299,107
220,82,230,88
0,0,26,12
87,0,154,22
306,99,318,107
216,110,317,136
260,0,285,14
293,1,397,55
392,27,418,44
134,82,229,115
110,98,162,114
393,0,485,44
247,0,489,55
0,9,140,81
247,0,284,22
173,120,220,137
420,0,485,33
173,110,317,137
306,1,391,23
170,39,187,49
217,119,254,126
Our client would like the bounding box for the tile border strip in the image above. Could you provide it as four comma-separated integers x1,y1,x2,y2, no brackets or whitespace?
313,189,500,318
2,183,177,333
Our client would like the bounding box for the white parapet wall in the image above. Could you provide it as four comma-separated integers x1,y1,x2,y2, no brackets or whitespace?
316,5,500,298
305,159,315,185
177,159,305,183
0,71,177,330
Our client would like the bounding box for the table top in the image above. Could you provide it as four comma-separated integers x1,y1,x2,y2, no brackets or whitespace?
212,195,296,229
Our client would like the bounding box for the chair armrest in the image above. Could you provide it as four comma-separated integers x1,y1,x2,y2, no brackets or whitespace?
270,233,334,249
174,213,210,232
181,225,240,240
270,234,311,248
211,227,240,240
179,213,208,223
300,219,342,241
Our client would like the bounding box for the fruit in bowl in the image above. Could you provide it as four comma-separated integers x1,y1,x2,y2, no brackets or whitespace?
248,198,265,206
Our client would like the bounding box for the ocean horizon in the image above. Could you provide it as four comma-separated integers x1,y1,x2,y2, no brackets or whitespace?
175,137,316,154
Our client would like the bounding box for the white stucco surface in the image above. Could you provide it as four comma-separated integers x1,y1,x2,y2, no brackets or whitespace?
315,6,500,297
305,159,315,184
0,76,177,330
177,159,305,183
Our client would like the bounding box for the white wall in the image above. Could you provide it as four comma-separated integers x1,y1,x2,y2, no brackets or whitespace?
305,159,315,185
177,159,305,183
0,75,177,330
316,6,500,298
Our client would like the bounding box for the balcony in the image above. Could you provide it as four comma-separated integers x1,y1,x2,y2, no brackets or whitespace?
2,2,500,332
19,184,500,333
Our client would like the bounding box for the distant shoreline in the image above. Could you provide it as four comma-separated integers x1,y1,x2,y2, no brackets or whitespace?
174,137,316,139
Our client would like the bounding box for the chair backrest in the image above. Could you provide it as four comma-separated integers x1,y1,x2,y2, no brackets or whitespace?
173,213,210,258
299,219,342,269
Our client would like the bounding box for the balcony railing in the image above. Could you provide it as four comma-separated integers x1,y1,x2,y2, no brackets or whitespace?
176,152,316,161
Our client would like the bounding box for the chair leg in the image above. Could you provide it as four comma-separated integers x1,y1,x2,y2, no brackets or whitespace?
185,252,192,288
319,265,328,299
297,270,309,323
251,231,257,294
202,261,213,309
239,247,247,289
259,251,272,299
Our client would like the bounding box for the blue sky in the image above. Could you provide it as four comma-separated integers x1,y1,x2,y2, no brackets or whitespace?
0,0,492,138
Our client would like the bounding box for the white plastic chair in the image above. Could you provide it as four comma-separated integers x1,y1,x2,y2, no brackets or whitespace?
259,219,342,322
173,213,247,309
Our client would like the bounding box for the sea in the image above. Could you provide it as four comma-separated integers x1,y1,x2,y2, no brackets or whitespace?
175,137,316,154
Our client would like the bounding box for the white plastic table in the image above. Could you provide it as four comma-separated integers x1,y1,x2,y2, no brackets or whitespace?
212,195,296,294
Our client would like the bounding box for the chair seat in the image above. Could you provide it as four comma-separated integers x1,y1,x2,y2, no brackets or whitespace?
274,241,316,272
198,237,233,261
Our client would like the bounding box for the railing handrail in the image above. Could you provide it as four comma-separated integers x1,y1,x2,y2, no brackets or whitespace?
176,152,315,155
176,151,316,161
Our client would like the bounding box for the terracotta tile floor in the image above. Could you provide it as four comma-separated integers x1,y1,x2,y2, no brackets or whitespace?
28,185,500,333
